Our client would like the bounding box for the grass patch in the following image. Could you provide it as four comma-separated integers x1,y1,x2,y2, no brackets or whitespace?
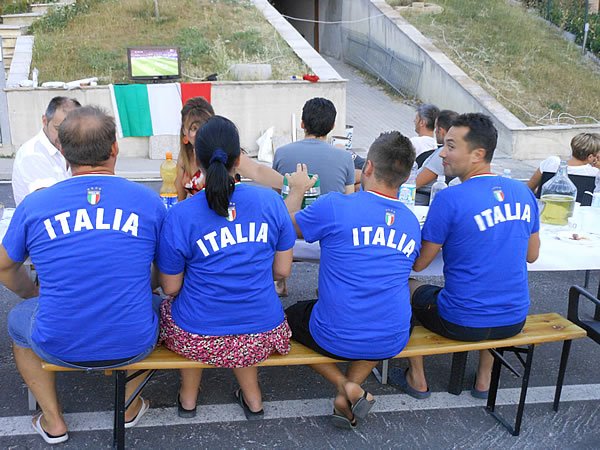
30,0,308,83
391,0,600,126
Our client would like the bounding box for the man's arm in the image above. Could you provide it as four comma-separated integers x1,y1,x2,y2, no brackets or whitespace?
413,240,442,272
283,163,316,239
159,272,184,297
526,232,540,263
416,168,438,189
273,249,293,280
344,184,354,194
0,246,38,298
238,154,284,190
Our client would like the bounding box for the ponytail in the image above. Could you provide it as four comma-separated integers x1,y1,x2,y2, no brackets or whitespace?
194,116,241,217
205,149,235,217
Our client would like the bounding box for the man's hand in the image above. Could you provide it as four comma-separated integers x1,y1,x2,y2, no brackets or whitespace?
286,163,317,193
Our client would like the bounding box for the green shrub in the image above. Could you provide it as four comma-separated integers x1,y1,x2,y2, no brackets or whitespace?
176,27,210,64
0,0,29,14
230,29,263,56
29,0,106,33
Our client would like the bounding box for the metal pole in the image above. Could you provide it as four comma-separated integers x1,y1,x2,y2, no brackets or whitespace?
582,0,590,54
0,36,13,146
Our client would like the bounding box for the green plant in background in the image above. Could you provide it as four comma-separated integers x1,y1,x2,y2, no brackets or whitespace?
29,0,107,33
176,27,210,64
0,0,29,15
230,29,264,56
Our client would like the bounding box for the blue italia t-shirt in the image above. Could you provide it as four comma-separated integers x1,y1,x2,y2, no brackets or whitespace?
423,175,540,327
295,191,421,359
2,175,166,361
158,184,296,335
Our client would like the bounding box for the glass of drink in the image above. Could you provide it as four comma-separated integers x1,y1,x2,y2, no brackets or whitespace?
540,194,575,225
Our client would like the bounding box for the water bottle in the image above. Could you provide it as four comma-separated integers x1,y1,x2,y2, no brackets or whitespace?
399,162,418,209
281,173,320,209
540,160,577,225
160,151,178,209
592,171,600,208
429,173,447,205
502,168,512,178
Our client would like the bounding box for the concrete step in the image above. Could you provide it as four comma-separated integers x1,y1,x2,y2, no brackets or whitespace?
2,48,15,59
1,12,45,26
0,25,29,38
31,2,71,14
1,37,17,49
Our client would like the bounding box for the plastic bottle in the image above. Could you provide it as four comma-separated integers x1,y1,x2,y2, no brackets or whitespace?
281,173,320,209
502,168,512,178
540,160,577,225
429,173,448,205
399,162,418,209
160,152,178,210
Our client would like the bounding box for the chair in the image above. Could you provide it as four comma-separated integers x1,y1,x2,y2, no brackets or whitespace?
553,285,600,411
536,172,596,206
415,149,435,168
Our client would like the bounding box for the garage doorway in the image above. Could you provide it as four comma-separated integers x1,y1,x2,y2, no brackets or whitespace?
270,0,320,51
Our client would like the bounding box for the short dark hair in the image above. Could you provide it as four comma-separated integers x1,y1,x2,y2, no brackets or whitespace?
301,97,336,137
435,109,459,133
58,106,116,166
45,96,81,121
451,113,498,162
367,131,416,188
416,104,440,131
195,116,241,217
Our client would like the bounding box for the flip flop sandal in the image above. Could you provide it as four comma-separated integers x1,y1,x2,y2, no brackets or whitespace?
331,408,357,430
125,397,150,429
350,391,376,419
177,394,197,418
32,413,69,445
234,389,264,421
389,367,431,400
470,382,489,399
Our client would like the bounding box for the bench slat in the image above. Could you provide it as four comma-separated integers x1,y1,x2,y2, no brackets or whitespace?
42,313,586,372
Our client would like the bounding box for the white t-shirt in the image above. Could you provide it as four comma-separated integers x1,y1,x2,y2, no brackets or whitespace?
12,130,71,205
410,135,437,157
421,146,444,176
539,156,598,177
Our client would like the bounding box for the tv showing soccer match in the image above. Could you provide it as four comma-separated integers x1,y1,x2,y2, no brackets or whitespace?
127,47,181,81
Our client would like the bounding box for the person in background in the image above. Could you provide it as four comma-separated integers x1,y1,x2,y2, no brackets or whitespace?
12,96,81,205
0,106,165,444
410,104,440,157
283,132,420,429
158,116,295,420
176,97,284,201
527,132,600,194
397,113,540,400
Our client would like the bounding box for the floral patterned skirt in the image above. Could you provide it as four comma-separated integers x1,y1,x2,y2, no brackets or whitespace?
159,297,291,368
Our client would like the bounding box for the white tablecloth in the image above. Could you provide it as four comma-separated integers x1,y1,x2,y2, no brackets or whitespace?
292,206,600,275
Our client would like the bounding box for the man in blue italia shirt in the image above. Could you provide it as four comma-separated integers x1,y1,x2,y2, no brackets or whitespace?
399,113,540,400
284,131,420,428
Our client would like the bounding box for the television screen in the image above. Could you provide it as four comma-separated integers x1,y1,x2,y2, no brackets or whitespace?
127,47,181,80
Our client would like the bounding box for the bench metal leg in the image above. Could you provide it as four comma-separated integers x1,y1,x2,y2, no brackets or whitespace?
448,352,468,395
553,339,572,412
27,388,37,411
113,371,126,450
372,360,389,384
486,345,535,436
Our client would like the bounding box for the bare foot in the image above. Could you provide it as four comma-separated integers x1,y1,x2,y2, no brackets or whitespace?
32,412,68,437
406,368,428,393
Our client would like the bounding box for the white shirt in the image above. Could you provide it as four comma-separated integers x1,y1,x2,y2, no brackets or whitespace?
539,156,598,177
12,129,71,205
410,135,437,157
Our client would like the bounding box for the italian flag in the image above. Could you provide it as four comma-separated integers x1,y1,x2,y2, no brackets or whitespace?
109,82,212,138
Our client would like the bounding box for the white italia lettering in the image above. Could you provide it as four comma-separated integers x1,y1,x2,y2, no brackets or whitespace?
195,223,270,256
121,213,139,237
41,209,141,239
112,209,123,230
473,202,533,232
73,209,93,232
220,227,236,248
256,223,268,243
235,223,248,243
350,226,416,258
55,212,71,234
43,219,57,240
95,208,111,230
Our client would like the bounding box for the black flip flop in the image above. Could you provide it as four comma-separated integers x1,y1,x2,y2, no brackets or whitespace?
350,390,376,419
177,394,197,418
331,408,357,430
234,389,264,420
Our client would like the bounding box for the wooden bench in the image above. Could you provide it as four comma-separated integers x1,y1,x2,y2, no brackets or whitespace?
38,313,585,449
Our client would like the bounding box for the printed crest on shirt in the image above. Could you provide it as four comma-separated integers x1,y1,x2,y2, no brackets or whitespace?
384,209,395,226
227,203,236,222
87,187,101,205
492,187,504,202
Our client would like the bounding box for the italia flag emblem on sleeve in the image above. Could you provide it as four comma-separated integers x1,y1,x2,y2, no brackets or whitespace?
227,204,236,222
385,210,395,226
87,188,101,205
493,187,505,202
